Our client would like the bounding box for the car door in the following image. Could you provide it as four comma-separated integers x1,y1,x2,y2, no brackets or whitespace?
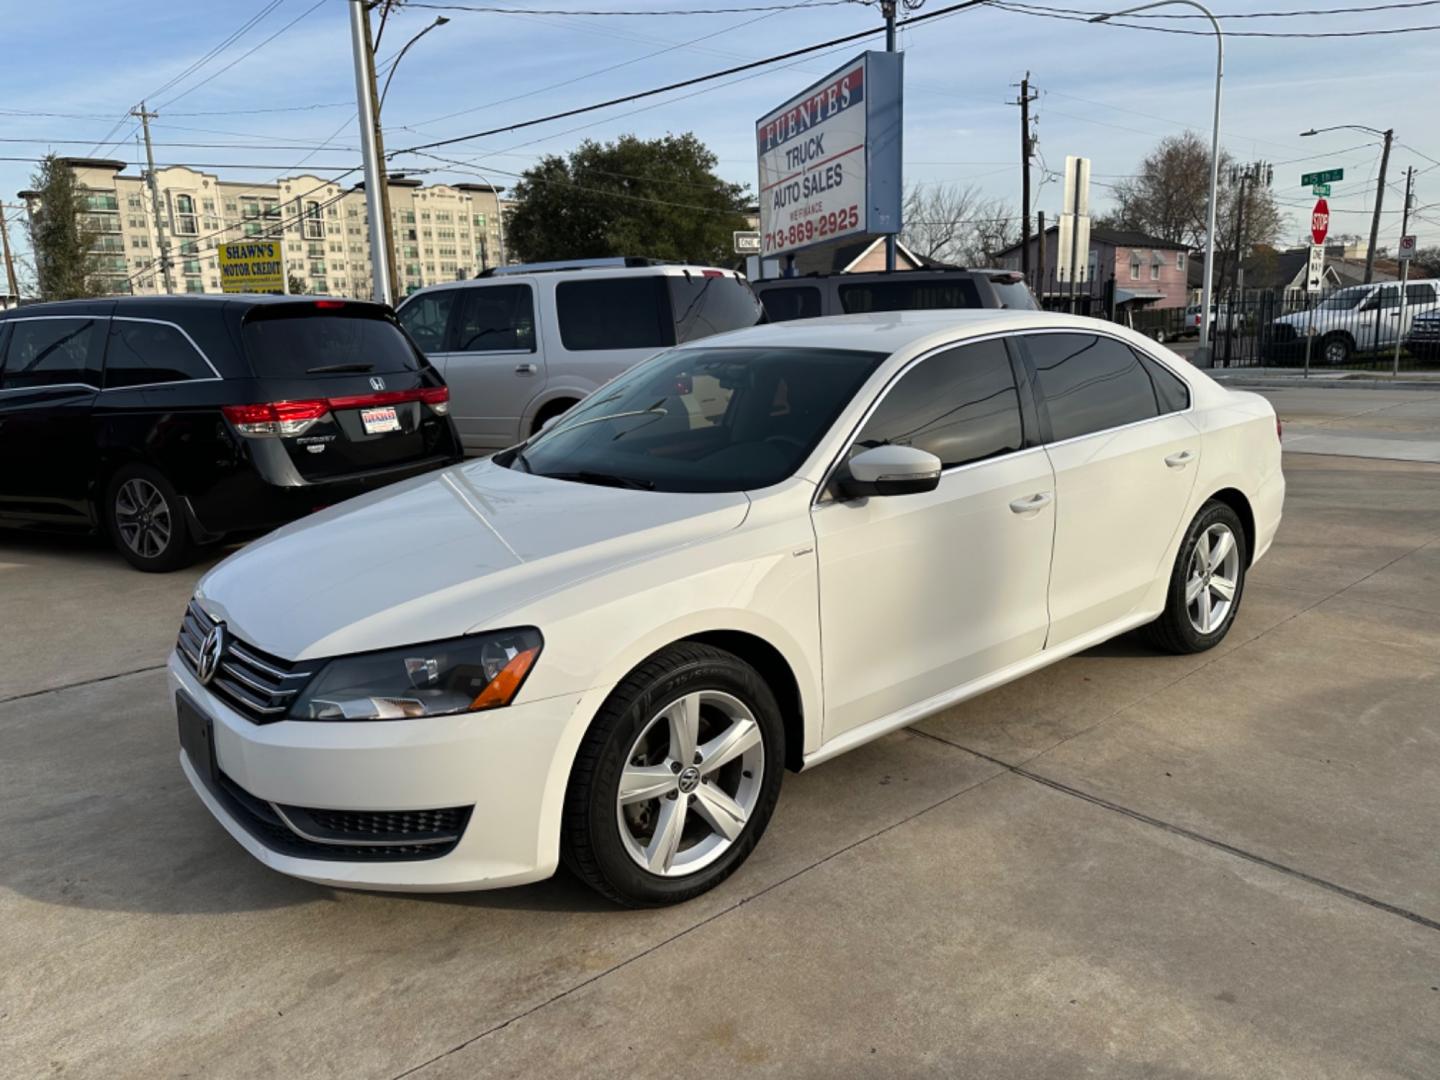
440,281,541,451
0,313,108,526
395,287,460,371
1365,284,1403,348
1402,282,1439,338
1018,331,1201,648
811,336,1056,742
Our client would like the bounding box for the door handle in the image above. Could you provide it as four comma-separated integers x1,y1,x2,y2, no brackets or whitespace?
1165,450,1194,469
515,363,538,375
1009,492,1052,514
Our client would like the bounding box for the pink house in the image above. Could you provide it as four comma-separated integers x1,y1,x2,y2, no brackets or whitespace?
995,225,1192,309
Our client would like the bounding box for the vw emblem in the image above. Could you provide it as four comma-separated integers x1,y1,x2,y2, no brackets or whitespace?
197,622,226,686
368,375,386,392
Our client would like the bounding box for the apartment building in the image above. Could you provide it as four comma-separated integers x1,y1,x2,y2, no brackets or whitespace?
20,157,511,299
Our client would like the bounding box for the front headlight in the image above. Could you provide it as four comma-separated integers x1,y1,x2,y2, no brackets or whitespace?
290,628,542,721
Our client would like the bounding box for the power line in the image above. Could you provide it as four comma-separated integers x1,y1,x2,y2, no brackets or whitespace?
992,2,1440,36
145,0,288,104
404,0,862,12
1013,0,1440,15
389,0,992,157
155,0,331,111
0,137,362,153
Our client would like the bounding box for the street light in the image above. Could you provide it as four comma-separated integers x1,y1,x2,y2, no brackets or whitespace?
1091,0,1223,367
1300,123,1393,284
379,16,449,115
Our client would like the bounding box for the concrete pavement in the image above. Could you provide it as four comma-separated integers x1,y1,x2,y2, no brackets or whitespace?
2,399,1439,1078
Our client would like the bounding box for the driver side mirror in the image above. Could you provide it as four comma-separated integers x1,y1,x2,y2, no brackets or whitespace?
839,445,942,499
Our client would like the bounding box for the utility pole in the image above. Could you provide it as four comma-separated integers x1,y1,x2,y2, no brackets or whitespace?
1364,128,1393,285
1036,209,1046,294
0,202,18,303
1393,165,1415,376
132,102,175,295
349,0,394,306
1012,73,1038,282
882,0,898,272
361,1,400,302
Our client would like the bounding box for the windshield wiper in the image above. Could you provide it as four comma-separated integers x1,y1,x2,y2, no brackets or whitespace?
540,470,655,491
306,362,374,373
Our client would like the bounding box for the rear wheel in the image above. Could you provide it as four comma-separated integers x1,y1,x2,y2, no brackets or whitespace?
104,465,196,573
562,643,785,907
1142,500,1248,654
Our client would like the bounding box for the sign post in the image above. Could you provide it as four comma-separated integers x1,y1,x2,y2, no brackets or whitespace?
1303,244,1325,379
1394,233,1417,375
755,51,903,266
1057,155,1091,313
217,239,285,294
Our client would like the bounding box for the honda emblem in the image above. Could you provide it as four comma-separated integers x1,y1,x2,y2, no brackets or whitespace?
369,376,386,391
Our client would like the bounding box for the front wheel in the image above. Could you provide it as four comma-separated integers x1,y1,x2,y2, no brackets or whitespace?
1142,500,1248,654
104,465,197,573
1321,333,1353,366
562,643,785,907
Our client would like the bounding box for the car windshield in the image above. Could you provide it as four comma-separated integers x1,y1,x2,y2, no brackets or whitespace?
505,346,886,493
1317,287,1368,311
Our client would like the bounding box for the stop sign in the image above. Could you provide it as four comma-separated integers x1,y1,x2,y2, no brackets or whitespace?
1311,198,1329,246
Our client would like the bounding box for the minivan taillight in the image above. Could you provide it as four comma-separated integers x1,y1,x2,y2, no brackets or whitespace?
222,400,330,437
417,385,450,415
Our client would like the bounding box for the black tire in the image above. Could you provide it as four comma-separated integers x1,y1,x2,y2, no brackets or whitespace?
1141,500,1249,655
532,399,577,436
1152,329,1168,344
561,643,786,907
1321,333,1353,366
103,464,197,573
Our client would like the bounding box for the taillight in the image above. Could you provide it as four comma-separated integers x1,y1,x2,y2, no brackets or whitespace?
701,269,725,278
417,385,450,415
222,400,329,437
314,300,345,309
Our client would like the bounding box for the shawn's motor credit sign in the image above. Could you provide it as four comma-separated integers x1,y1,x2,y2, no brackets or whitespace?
218,239,285,294
756,51,902,259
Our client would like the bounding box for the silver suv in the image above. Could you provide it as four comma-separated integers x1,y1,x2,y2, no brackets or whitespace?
397,258,763,452
1269,279,1440,364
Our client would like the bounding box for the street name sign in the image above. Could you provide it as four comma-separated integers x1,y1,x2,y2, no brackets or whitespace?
1301,168,1343,187
756,51,903,258
218,239,284,294
732,230,761,254
1311,198,1330,246
1311,183,1330,197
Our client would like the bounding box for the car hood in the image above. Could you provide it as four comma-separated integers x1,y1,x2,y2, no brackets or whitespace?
197,460,750,660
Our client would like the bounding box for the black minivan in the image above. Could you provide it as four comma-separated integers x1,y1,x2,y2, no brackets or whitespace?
0,295,462,571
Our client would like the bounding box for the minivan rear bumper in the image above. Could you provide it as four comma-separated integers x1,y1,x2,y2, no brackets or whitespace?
187,452,459,537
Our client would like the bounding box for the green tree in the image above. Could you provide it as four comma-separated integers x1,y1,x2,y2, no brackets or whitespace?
1410,247,1440,278
26,154,102,300
287,272,307,295
505,134,750,265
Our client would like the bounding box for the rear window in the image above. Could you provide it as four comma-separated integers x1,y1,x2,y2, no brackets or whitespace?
839,278,983,314
668,273,764,344
988,277,1039,310
758,286,822,322
556,277,671,351
242,306,421,379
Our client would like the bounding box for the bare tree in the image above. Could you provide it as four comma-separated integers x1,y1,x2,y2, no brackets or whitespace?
901,182,1017,267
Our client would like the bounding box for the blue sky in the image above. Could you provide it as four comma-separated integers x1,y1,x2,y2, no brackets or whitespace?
4,0,1438,276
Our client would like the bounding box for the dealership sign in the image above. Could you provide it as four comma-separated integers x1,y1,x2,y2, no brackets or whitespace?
218,239,285,294
755,51,903,259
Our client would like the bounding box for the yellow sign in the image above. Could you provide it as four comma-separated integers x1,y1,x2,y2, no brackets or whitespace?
218,239,285,294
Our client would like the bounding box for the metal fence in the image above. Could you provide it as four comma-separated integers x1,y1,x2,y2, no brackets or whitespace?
1023,269,1440,372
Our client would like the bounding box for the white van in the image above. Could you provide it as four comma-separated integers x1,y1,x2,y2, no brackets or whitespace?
396,259,764,452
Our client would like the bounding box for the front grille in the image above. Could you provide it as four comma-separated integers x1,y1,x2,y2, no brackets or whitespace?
176,600,317,724
214,770,470,862
1410,320,1440,341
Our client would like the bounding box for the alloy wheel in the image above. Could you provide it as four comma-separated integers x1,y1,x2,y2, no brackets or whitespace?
114,478,173,559
1186,522,1240,634
615,690,764,877
1324,339,1348,365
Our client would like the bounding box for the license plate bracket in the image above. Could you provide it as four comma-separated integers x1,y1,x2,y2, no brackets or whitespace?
360,405,401,434
176,693,218,782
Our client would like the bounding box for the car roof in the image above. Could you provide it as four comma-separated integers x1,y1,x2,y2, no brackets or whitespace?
399,264,740,302
690,308,1115,354
0,294,389,319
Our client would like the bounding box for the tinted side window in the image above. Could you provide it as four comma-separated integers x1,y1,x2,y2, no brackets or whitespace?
557,277,670,351
1136,350,1190,414
1,318,104,389
669,274,763,343
104,320,215,388
758,286,822,322
453,284,535,352
1024,333,1159,441
853,339,1023,470
398,291,457,353
1369,286,1401,311
839,278,982,314
1406,283,1436,305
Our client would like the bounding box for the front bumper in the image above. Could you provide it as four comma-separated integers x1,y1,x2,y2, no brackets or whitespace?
169,651,596,891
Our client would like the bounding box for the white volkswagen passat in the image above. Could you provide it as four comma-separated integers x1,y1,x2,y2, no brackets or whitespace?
172,310,1284,906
